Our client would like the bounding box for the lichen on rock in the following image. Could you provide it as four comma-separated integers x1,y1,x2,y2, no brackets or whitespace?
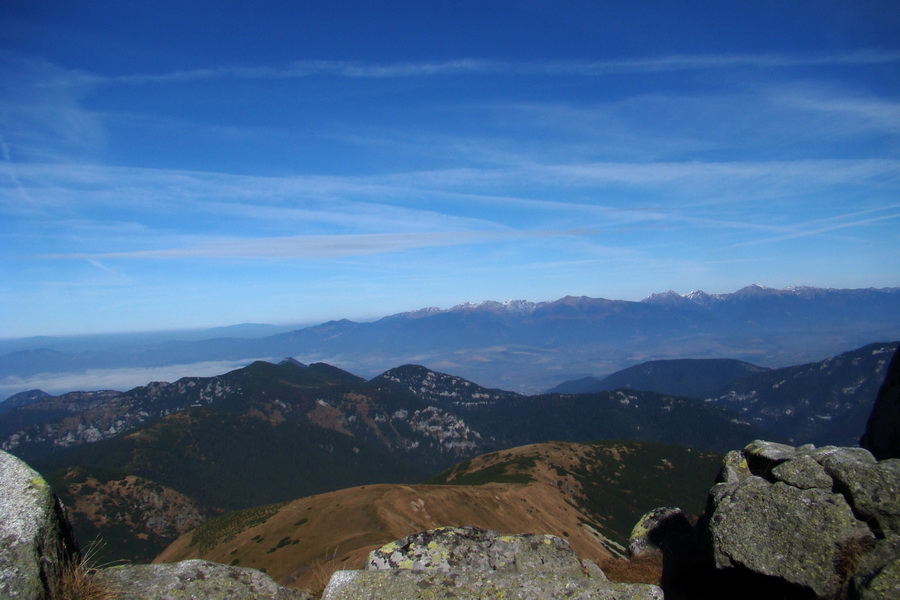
707,475,873,597
627,507,691,558
325,526,663,599
0,450,79,600
367,526,584,576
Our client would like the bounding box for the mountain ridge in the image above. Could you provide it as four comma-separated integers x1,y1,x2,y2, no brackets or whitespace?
3,284,899,395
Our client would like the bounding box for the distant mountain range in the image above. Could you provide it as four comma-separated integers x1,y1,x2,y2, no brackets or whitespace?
2,284,899,394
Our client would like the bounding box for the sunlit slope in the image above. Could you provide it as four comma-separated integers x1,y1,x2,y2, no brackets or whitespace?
157,439,720,592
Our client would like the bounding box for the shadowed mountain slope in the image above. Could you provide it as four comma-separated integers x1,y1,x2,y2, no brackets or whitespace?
36,407,428,512
547,358,769,397
45,466,216,564
705,341,898,445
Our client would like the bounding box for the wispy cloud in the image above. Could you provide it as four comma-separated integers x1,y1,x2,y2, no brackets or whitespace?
734,205,900,246
776,86,900,134
0,131,37,207
6,158,898,252
39,229,593,261
86,259,122,276
88,50,900,85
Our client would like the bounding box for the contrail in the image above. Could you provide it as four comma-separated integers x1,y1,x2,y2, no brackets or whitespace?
0,130,37,206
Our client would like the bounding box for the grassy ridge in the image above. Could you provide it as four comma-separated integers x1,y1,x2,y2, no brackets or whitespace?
425,440,721,547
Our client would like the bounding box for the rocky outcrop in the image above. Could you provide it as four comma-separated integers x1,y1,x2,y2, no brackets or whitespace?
627,506,692,558
0,450,78,600
635,440,900,599
94,559,310,600
861,345,900,460
322,526,663,599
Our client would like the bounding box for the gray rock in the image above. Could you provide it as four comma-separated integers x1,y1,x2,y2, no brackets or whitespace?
717,450,751,484
850,538,900,600
771,453,833,489
323,569,663,599
325,527,663,600
95,559,310,600
627,507,691,557
813,445,877,474
707,475,874,598
367,526,584,576
860,345,900,460
854,557,900,600
744,439,799,462
821,453,900,537
0,450,78,600
583,559,609,581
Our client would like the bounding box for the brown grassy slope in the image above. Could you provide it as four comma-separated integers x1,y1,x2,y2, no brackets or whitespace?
430,440,720,548
156,480,611,593
156,439,721,593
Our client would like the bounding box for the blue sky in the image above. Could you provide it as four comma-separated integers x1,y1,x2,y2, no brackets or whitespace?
2,1,899,337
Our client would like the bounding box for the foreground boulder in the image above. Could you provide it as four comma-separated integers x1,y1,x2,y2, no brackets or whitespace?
0,450,78,600
323,526,662,599
95,559,310,600
635,440,900,599
708,471,871,597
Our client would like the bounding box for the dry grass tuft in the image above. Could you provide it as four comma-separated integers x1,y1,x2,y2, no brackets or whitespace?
55,562,119,600
835,535,873,580
599,551,664,585
54,540,121,600
307,547,344,599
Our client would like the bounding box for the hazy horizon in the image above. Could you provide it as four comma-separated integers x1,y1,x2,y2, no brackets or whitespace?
2,282,897,341
3,2,899,338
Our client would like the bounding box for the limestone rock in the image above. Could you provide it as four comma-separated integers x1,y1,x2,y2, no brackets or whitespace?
861,345,900,460
95,559,310,600
0,450,78,600
324,526,663,600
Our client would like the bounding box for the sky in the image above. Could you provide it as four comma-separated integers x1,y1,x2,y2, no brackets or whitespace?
1,1,899,338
